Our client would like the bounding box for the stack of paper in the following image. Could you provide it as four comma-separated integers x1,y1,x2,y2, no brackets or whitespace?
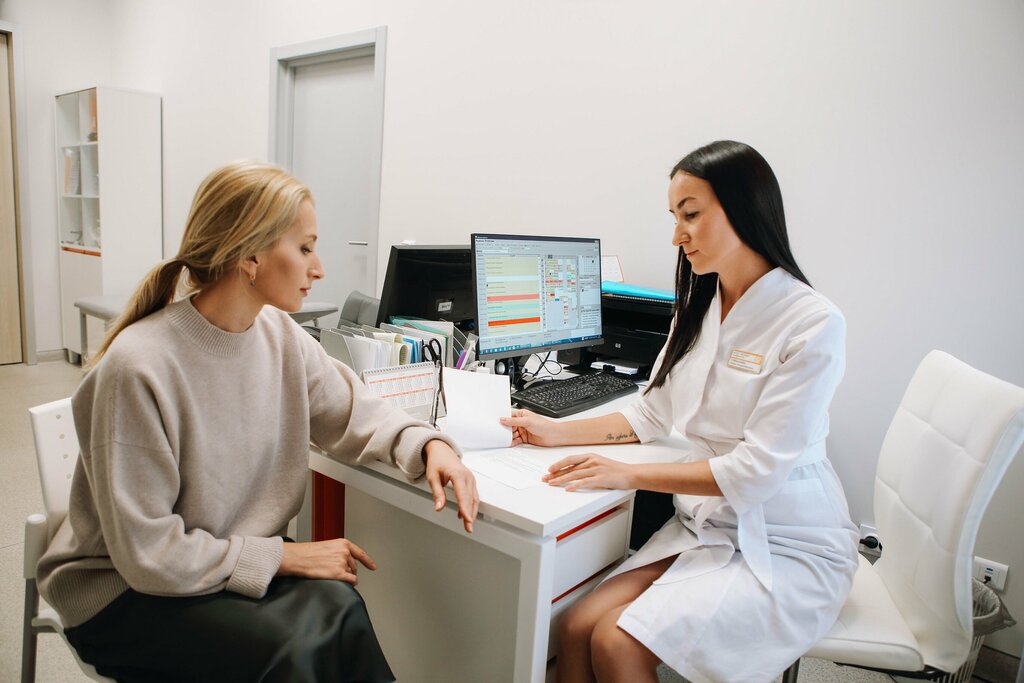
319,312,480,422
321,329,392,375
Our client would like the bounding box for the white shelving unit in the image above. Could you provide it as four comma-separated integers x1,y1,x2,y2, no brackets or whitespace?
54,87,162,360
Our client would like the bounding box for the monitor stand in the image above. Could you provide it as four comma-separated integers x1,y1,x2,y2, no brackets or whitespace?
560,361,598,376
502,354,598,392
498,355,531,392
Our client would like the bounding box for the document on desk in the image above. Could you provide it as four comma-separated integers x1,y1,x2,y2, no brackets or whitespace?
463,448,551,490
441,368,512,449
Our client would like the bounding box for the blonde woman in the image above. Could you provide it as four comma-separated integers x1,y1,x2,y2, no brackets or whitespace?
37,161,478,682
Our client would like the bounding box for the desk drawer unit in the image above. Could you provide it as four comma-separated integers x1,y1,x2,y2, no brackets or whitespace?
546,505,631,662
551,506,630,602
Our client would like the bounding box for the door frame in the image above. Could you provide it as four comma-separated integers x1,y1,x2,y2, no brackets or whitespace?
268,28,388,544
0,21,36,364
268,27,387,290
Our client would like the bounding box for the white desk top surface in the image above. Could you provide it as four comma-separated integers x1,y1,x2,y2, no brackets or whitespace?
316,392,690,537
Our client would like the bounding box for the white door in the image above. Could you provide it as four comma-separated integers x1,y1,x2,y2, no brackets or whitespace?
273,31,386,328
0,33,23,364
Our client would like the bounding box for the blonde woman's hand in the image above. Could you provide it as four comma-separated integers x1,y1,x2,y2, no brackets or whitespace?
499,408,567,447
543,453,635,492
424,439,480,533
278,538,375,584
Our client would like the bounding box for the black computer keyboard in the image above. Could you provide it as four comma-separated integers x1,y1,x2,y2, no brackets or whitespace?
512,372,639,418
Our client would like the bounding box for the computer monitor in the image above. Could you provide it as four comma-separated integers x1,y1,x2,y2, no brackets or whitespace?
471,233,603,362
375,244,476,331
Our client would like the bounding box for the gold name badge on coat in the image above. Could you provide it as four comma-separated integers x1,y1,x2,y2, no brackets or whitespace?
727,349,764,374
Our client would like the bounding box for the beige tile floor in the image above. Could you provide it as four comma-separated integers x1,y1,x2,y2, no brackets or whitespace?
0,360,912,682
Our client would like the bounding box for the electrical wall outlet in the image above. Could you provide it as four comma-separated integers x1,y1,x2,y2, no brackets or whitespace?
973,556,1009,591
859,523,882,557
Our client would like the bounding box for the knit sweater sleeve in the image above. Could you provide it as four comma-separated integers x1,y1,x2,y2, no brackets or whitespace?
73,360,282,600
301,332,461,479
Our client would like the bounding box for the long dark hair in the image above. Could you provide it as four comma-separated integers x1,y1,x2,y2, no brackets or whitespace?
646,140,810,392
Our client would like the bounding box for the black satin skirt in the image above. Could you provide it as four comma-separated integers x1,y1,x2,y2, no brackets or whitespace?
64,577,395,683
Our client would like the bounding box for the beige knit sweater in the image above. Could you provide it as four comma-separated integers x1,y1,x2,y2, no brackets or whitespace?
37,297,457,628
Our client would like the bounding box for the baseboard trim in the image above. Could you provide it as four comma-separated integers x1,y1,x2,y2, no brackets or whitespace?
36,349,69,363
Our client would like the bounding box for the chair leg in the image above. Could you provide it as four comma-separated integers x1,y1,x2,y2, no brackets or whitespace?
22,580,38,683
781,658,800,683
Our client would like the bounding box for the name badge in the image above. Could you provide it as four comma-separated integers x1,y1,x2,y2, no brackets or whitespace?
727,349,764,374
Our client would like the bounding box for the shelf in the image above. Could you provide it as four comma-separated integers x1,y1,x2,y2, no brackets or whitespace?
55,86,161,356
60,242,102,256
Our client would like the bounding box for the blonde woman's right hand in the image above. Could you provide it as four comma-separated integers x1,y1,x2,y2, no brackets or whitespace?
277,539,375,585
500,409,566,447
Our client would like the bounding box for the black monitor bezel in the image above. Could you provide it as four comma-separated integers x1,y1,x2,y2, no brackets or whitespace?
471,233,604,361
375,244,474,330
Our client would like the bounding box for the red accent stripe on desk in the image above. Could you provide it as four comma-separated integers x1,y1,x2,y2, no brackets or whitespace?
312,473,345,541
552,562,618,604
555,506,619,542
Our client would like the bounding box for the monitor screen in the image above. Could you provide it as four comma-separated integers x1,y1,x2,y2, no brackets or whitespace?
472,233,603,360
375,245,476,331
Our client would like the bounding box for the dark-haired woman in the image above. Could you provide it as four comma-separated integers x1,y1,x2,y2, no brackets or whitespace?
502,141,858,683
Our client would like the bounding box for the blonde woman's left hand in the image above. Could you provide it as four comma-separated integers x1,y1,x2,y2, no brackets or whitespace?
543,453,635,492
424,439,480,533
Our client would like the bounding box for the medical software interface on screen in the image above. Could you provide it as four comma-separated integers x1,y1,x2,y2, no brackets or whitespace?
473,235,603,358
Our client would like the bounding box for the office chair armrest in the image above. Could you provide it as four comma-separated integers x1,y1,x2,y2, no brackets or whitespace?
24,514,48,580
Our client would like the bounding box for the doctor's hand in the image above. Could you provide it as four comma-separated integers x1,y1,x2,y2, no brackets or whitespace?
278,538,375,585
500,409,567,447
544,453,636,492
424,439,480,533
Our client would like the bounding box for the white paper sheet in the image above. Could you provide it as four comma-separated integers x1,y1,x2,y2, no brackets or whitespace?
601,255,624,283
441,368,512,449
463,448,551,490
343,335,390,374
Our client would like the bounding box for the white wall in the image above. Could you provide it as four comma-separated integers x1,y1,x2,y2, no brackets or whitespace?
0,0,115,356
7,0,1024,655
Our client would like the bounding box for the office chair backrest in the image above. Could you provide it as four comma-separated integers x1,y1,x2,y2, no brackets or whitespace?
873,350,1024,672
340,290,381,327
28,398,79,542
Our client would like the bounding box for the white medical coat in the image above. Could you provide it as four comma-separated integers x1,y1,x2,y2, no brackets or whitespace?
612,268,859,683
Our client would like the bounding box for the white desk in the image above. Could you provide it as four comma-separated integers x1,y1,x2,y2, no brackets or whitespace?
309,395,686,683
74,293,128,363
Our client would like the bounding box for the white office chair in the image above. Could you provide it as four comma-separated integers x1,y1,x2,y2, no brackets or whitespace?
22,398,114,683
783,350,1024,681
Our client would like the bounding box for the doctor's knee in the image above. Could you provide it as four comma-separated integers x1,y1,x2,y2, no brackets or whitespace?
558,599,601,644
